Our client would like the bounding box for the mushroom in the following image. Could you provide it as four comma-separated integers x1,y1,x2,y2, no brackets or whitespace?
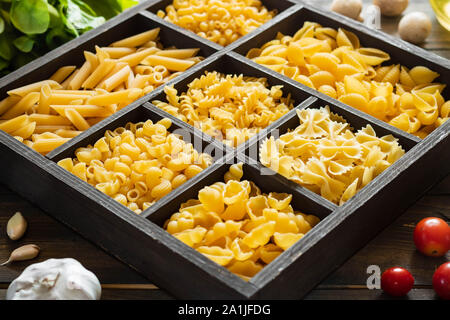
398,12,432,44
331,0,363,21
6,258,101,300
373,0,409,17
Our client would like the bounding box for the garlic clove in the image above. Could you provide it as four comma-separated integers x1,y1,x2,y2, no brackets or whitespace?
7,211,27,240
1,244,40,266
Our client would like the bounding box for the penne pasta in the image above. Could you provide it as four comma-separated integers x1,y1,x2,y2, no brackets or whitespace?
54,129,82,138
110,28,161,48
101,47,137,59
0,115,30,133
29,114,72,126
140,55,195,71
34,125,76,133
0,95,21,116
50,105,112,118
155,48,200,59
64,108,91,131
3,92,40,119
32,138,71,153
50,66,77,83
118,47,159,67
0,27,203,155
7,80,61,97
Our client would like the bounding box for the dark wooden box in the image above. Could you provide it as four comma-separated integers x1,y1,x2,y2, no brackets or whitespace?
0,0,449,299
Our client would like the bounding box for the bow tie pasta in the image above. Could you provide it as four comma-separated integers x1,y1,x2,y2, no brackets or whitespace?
259,106,405,205
156,0,277,46
152,71,295,147
247,21,449,139
164,163,320,281
57,118,212,214
0,28,204,155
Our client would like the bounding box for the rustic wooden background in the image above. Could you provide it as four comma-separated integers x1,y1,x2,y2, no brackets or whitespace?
0,0,449,300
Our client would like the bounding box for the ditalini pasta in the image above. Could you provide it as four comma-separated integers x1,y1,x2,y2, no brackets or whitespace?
152,71,295,146
247,21,449,138
156,0,276,46
164,163,320,280
260,106,405,205
0,28,204,155
57,118,212,214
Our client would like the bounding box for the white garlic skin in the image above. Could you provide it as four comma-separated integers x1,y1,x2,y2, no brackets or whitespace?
6,258,101,300
331,0,363,20
398,12,432,44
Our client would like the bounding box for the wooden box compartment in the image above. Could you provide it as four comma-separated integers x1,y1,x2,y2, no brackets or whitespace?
0,1,449,299
148,52,315,151
145,0,296,48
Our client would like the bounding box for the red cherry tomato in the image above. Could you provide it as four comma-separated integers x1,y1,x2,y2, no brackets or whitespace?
433,262,450,300
381,267,414,297
413,217,450,257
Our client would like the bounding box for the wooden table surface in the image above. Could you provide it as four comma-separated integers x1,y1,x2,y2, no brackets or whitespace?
0,0,449,300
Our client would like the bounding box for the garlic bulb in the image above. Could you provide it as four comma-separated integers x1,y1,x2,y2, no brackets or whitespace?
6,258,101,300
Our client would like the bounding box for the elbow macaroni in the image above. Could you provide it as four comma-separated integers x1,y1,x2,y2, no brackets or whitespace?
156,0,277,46
247,21,449,138
259,106,405,205
164,163,320,280
57,118,212,214
152,71,295,147
0,28,204,155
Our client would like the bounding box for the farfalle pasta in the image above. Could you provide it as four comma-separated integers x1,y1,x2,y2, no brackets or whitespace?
156,0,277,46
247,21,449,138
152,71,295,147
0,28,204,155
57,118,212,214
259,106,405,205
164,163,320,280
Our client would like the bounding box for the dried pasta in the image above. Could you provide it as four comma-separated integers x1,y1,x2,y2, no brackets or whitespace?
247,21,449,138
164,163,320,280
152,71,295,147
156,0,277,46
0,28,204,155
57,118,212,214
259,106,405,205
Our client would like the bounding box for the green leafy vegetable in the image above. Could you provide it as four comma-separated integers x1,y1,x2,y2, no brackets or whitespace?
0,0,137,76
10,0,50,34
0,16,5,34
13,35,34,52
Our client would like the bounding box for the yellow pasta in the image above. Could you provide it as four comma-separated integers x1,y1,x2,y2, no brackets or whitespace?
260,106,405,205
164,164,320,280
0,28,204,155
57,118,212,214
152,71,295,147
247,21,450,138
157,0,277,46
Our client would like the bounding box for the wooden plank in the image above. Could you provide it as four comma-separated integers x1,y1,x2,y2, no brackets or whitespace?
0,191,149,284
320,195,450,287
0,0,448,300
304,288,439,300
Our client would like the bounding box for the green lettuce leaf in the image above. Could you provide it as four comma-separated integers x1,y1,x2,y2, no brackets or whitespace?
10,0,50,34
13,35,34,52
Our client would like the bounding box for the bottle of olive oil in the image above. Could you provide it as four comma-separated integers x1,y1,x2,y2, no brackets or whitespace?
430,0,450,31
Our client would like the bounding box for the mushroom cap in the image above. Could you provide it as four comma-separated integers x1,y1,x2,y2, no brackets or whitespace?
6,258,101,300
398,12,432,44
374,0,409,17
331,0,363,20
